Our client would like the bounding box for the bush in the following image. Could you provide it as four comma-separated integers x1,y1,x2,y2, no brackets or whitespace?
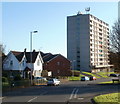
14,75,22,81
2,71,9,78
2,77,8,82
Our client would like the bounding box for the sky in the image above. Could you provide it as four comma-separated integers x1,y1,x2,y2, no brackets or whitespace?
118,1,120,18
2,1,118,57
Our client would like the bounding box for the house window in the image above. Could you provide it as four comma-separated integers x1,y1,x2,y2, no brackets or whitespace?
22,60,25,66
37,60,40,66
99,54,103,57
10,60,13,66
99,33,102,36
99,24,102,27
57,62,60,65
94,17,96,20
99,41,102,44
100,63,103,65
99,50,102,52
57,70,60,73
100,58,103,61
99,37,102,40
90,20,92,23
99,29,102,31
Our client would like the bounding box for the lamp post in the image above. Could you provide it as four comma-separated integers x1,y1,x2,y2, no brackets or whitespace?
70,60,76,78
73,60,76,77
30,31,38,85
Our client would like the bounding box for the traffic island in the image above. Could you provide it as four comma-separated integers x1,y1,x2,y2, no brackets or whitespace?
98,81,120,85
92,93,120,104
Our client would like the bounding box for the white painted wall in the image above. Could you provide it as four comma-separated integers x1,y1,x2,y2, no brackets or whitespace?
3,51,44,77
3,52,27,71
3,52,20,70
33,52,43,77
26,52,43,77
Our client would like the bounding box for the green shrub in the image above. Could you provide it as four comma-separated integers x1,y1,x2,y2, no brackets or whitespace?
2,77,8,82
14,75,22,81
2,71,9,78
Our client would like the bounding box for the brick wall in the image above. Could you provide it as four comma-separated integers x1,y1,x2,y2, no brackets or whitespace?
43,55,71,76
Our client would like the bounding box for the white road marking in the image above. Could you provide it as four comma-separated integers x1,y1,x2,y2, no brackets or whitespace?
78,97,84,100
74,89,79,98
69,88,79,99
69,88,76,99
28,96,38,102
0,97,4,99
27,91,47,102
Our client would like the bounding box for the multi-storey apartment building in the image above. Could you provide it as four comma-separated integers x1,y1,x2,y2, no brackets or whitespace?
67,13,110,72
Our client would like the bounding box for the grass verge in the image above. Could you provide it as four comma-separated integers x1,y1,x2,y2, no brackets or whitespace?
68,76,80,81
93,93,120,104
99,81,120,84
96,72,115,78
82,71,100,78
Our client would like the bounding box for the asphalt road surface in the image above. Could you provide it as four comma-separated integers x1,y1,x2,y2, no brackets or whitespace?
2,78,120,104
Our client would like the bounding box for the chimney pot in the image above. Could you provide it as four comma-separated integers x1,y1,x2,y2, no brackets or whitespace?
33,49,35,52
24,48,26,52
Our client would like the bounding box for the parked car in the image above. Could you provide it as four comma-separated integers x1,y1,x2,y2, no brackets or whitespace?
89,76,97,80
109,74,119,77
34,77,47,81
81,76,89,81
47,78,60,86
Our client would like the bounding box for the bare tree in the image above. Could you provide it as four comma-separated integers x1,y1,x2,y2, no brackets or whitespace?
0,43,6,54
110,19,120,72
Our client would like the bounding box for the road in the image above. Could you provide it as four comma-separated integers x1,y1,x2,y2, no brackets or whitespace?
2,78,120,104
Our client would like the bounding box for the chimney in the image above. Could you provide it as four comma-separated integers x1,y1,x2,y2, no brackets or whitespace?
24,48,26,53
33,49,35,52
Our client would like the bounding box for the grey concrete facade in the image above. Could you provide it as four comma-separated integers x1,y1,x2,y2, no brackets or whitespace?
67,13,110,72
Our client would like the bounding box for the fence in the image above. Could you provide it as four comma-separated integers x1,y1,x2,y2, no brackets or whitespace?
33,79,47,85
2,80,31,92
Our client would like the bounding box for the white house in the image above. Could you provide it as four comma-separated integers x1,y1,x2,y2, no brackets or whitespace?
3,49,44,78
25,50,44,78
3,51,26,77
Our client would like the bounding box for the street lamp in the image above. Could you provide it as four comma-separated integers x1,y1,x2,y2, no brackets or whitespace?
70,60,76,78
30,31,38,85
73,60,76,77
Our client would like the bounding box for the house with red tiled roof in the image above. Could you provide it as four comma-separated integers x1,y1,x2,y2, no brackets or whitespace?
43,53,71,77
